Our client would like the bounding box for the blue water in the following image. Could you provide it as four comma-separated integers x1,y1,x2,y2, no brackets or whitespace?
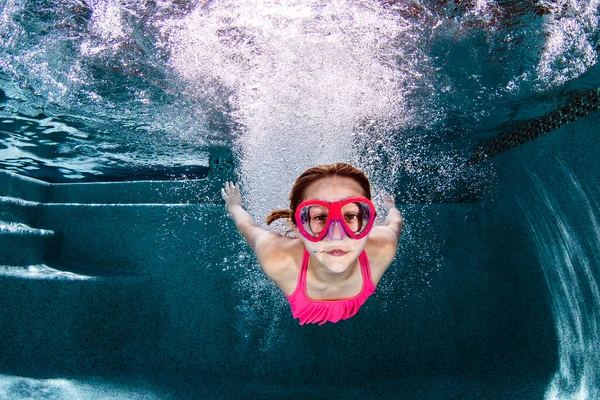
1,1,599,399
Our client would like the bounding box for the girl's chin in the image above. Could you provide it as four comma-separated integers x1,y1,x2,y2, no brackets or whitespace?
321,259,352,273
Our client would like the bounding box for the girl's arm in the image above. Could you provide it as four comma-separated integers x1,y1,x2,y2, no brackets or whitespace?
221,181,298,291
221,181,268,252
380,193,403,240
366,193,403,283
368,192,402,255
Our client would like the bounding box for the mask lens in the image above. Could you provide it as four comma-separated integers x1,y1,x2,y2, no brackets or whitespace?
299,204,329,238
341,201,373,235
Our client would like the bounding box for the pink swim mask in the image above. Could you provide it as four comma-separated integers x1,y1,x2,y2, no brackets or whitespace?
295,197,376,242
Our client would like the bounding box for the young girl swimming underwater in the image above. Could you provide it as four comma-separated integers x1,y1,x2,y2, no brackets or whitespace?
221,163,403,325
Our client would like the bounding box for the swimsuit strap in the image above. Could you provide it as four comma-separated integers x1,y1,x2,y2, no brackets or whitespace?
299,249,310,289
358,250,374,287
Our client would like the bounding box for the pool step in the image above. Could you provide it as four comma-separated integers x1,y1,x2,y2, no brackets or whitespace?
0,169,227,204
0,196,38,225
0,222,58,265
0,263,158,374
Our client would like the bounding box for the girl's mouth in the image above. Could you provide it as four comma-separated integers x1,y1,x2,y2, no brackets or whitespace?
326,249,348,257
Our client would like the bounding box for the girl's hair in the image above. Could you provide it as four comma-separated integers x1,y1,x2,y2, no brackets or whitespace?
266,163,371,226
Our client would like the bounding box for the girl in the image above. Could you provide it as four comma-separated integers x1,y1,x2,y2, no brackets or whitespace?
221,163,403,325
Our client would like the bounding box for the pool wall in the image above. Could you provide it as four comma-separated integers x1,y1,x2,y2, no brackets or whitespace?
1,108,598,397
0,170,235,377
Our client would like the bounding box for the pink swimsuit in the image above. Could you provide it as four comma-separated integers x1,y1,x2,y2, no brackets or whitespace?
285,249,376,325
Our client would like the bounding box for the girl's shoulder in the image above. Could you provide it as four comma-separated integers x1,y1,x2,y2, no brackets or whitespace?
254,234,304,293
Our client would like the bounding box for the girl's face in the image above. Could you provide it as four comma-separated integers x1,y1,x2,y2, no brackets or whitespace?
295,176,369,274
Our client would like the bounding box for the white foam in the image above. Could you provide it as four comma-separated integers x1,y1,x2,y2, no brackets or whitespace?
164,0,427,218
535,0,600,89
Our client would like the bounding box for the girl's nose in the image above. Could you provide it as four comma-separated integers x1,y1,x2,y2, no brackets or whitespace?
326,220,347,241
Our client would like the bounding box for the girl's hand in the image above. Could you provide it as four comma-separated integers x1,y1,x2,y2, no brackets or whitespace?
381,191,396,212
221,181,242,213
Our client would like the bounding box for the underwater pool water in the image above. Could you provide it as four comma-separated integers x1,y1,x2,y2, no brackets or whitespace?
1,1,599,399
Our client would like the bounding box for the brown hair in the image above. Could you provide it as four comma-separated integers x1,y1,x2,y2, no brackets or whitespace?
266,163,371,226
